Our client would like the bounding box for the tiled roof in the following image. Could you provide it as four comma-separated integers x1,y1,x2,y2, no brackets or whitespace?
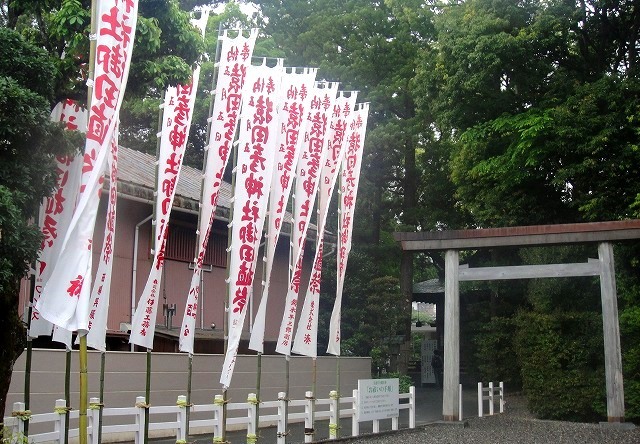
117,145,233,210
116,146,309,233
413,278,444,294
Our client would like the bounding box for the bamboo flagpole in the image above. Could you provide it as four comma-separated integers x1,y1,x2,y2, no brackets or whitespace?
143,86,166,444
327,102,371,437
28,100,86,437
172,24,257,442
78,0,98,441
32,1,139,444
247,67,318,439
220,57,285,444
98,351,105,444
65,350,71,444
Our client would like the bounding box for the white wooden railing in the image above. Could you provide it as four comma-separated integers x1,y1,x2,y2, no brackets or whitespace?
477,381,504,417
3,387,415,444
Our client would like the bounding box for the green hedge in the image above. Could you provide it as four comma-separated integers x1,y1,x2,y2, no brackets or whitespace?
514,311,606,421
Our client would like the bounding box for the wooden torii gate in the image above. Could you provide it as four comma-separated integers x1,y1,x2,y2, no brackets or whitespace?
394,220,640,423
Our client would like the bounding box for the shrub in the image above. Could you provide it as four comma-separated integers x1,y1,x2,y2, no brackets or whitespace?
514,310,606,421
380,372,412,393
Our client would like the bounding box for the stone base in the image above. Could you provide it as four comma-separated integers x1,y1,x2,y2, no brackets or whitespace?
429,420,469,428
598,421,636,430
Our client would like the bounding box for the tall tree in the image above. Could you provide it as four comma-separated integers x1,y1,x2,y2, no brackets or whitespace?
258,0,442,370
0,26,81,419
414,0,640,420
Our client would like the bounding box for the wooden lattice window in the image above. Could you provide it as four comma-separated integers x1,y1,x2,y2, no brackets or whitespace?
165,224,227,268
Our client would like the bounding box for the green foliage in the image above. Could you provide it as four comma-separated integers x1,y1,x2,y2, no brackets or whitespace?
1,428,29,444
339,273,407,375
514,311,606,421
620,305,640,421
473,316,522,390
380,372,412,394
0,26,82,418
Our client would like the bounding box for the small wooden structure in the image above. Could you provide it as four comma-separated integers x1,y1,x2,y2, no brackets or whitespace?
394,220,640,423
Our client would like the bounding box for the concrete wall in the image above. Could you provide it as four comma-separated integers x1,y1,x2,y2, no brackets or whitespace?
5,349,371,419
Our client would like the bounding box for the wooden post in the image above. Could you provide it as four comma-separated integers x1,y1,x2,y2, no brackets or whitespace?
53,399,66,443
409,386,416,429
489,381,494,416
135,396,146,444
176,395,187,444
247,393,258,444
458,384,463,421
11,401,26,437
89,397,101,444
277,392,287,444
351,389,359,437
213,394,224,442
328,390,338,440
443,249,460,421
598,242,625,422
304,391,315,443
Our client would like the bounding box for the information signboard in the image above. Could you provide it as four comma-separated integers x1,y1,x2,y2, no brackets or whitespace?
422,339,437,384
357,378,399,422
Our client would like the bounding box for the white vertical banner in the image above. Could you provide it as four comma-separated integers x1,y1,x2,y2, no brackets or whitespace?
85,127,119,351
179,27,258,354
30,101,86,339
326,103,369,356
36,0,138,333
129,78,195,348
274,82,339,356
291,91,357,357
248,67,318,353
220,60,284,388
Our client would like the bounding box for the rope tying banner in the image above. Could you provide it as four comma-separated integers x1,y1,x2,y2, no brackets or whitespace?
176,400,193,408
213,397,227,406
12,410,32,420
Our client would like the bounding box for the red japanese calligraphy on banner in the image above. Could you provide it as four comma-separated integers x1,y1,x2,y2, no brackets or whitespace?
130,78,194,349
291,92,358,358
30,101,86,339
274,82,339,356
85,128,119,351
248,67,318,353
220,60,284,388
327,103,370,356
36,0,138,333
179,27,257,355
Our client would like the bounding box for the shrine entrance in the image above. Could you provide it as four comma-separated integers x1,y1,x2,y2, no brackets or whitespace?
394,220,640,423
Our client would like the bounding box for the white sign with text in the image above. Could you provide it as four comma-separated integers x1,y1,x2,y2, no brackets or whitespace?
357,378,400,422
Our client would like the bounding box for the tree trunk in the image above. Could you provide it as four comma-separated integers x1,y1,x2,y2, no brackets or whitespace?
397,128,418,375
0,278,26,421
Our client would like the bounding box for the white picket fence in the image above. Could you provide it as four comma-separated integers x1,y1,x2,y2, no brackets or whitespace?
4,388,415,444
477,381,504,417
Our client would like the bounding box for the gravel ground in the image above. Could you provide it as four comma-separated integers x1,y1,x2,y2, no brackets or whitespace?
336,396,640,444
